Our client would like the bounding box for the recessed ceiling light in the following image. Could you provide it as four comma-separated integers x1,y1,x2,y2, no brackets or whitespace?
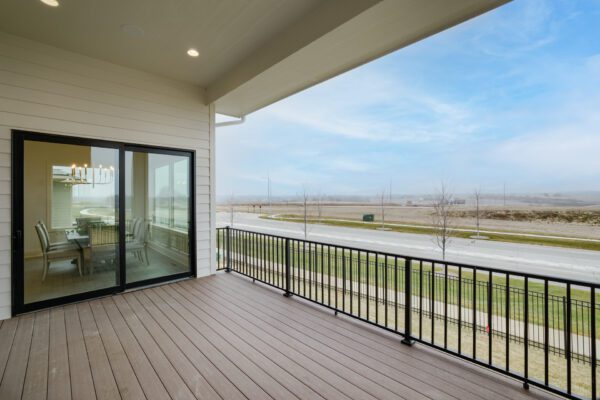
40,0,59,7
187,48,200,57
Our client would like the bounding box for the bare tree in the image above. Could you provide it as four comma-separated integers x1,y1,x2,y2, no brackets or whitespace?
267,174,272,216
229,193,235,227
474,188,482,238
302,187,309,239
316,191,324,222
379,190,386,229
432,182,453,259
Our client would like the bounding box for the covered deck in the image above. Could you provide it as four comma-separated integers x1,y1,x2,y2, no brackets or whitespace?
0,273,559,400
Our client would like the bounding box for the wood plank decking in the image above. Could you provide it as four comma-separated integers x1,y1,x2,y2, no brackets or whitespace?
0,273,561,400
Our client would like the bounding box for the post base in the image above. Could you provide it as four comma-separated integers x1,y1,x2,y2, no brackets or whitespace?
283,292,293,297
523,382,529,390
225,269,231,273
401,337,415,346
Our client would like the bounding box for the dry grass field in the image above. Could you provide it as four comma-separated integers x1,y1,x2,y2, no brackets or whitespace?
220,203,600,240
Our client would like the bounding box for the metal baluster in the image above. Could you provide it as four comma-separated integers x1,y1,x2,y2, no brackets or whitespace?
284,238,291,297
375,253,379,324
367,252,370,320
488,271,492,365
566,283,572,395
385,255,389,328
420,261,423,340
592,287,596,400
350,250,354,315
328,245,332,306
342,249,346,313
402,258,414,346
505,274,510,371
321,245,325,304
524,276,529,390
473,267,477,359
432,264,436,344
225,226,231,272
359,251,362,318
395,257,399,332
458,266,462,354
335,247,338,313
444,263,448,349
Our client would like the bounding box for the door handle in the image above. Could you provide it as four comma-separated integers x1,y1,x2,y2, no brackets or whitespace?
12,230,22,253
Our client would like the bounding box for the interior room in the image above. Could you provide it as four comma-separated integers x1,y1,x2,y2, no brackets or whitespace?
23,139,191,304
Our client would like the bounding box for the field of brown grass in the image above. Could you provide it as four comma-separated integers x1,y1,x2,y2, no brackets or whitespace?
219,203,600,239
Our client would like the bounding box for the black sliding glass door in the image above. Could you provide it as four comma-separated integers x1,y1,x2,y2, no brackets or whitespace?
125,147,192,286
12,131,195,314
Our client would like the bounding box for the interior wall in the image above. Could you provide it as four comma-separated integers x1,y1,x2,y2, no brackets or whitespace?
0,32,214,319
23,141,90,257
131,152,147,221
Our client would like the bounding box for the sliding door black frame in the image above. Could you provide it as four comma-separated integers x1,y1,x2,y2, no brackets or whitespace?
11,130,196,315
123,144,197,290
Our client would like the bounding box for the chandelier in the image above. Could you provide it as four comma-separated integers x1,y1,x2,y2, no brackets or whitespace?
60,164,115,187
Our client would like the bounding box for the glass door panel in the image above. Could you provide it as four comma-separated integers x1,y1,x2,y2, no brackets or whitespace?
22,139,120,304
125,150,191,284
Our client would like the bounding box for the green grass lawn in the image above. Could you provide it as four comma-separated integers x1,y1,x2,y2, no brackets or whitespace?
217,229,600,336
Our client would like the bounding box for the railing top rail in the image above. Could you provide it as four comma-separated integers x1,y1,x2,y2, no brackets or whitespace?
217,226,600,289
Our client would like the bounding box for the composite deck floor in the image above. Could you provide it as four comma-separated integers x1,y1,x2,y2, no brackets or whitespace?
0,273,560,400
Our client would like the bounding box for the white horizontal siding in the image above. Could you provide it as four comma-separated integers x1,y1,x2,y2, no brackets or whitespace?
0,32,215,320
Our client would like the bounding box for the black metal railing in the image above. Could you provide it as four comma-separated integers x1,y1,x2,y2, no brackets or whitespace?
216,226,600,400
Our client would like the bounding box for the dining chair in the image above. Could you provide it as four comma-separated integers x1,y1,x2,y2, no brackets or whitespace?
38,220,73,249
128,220,149,265
35,223,82,281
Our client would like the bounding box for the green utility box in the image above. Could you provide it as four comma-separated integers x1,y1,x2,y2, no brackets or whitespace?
362,214,375,222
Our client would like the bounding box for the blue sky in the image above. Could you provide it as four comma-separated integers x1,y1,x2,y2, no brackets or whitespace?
216,0,600,198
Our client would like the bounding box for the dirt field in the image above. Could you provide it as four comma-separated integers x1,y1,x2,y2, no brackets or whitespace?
219,203,600,239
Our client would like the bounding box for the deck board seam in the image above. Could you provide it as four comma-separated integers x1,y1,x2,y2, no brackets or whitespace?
202,277,480,400
109,295,193,400
167,282,386,400
211,274,540,400
174,281,409,400
191,279,433,400
0,317,20,387
215,275,520,395
74,303,101,400
122,291,222,400
164,283,339,400
149,285,279,400
129,290,227,400
101,297,175,400
87,300,146,400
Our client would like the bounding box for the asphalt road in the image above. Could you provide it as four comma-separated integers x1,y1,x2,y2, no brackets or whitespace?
217,212,600,284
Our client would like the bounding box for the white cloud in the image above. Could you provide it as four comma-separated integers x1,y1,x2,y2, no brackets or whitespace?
260,66,479,144
493,127,600,178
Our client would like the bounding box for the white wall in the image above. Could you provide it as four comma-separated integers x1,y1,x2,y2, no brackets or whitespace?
0,32,215,319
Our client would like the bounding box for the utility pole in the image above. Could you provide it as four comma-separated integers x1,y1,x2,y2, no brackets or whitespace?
503,182,506,207
474,188,481,238
229,193,235,227
267,174,272,216
380,190,386,229
389,179,393,203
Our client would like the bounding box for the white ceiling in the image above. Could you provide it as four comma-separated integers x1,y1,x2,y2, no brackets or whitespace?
0,0,508,116
0,0,323,86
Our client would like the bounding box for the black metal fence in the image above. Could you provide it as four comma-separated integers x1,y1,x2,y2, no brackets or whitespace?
216,227,600,400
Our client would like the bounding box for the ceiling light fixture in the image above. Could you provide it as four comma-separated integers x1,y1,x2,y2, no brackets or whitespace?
187,48,200,57
40,0,60,7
